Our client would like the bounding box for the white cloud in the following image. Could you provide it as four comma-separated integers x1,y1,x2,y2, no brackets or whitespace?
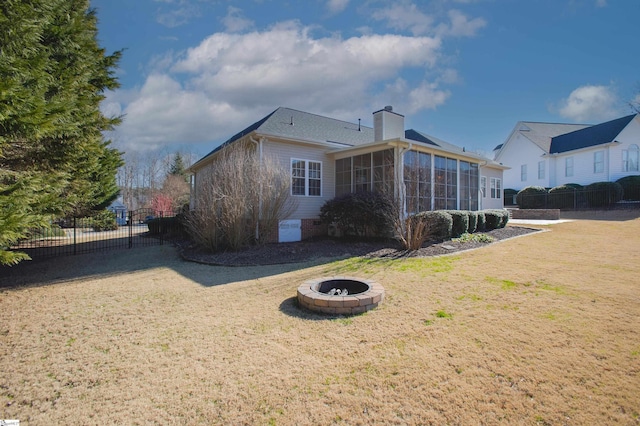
439,9,486,37
596,0,607,7
556,85,619,122
221,6,254,33
327,0,349,14
156,4,200,28
371,2,434,36
109,21,463,152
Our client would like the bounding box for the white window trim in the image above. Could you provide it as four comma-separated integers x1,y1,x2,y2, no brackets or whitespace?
565,157,574,177
538,160,545,180
480,176,487,198
520,164,527,182
490,177,501,199
623,144,639,172
291,158,322,197
594,151,604,174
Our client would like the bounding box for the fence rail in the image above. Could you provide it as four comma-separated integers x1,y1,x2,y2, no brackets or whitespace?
512,188,640,211
10,209,181,259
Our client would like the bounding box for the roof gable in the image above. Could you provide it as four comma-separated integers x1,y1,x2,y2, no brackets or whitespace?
550,114,636,154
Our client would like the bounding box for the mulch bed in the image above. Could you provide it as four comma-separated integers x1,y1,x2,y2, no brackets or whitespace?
178,225,541,266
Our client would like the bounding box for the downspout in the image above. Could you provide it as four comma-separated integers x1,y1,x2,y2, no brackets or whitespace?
249,136,263,241
396,142,412,217
478,160,488,210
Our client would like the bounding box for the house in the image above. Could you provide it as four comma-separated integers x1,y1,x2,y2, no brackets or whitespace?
189,106,506,242
107,199,128,226
494,114,640,191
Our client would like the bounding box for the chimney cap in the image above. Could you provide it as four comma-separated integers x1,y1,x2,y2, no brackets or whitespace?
384,105,393,111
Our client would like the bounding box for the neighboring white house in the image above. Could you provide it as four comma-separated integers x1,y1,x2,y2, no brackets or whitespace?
107,199,128,226
494,114,640,191
189,106,506,242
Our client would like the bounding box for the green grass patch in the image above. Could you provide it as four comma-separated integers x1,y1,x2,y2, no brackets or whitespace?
435,310,452,319
485,276,518,289
452,233,494,243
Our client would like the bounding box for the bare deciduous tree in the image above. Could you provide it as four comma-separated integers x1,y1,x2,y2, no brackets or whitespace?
185,142,296,251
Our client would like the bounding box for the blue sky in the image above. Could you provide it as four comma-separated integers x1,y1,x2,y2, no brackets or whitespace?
92,0,640,158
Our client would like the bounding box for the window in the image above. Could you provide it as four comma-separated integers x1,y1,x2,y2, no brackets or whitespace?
459,161,479,210
335,158,351,196
623,144,639,172
521,164,527,182
291,159,321,196
335,149,394,197
404,150,431,213
434,155,457,210
565,157,574,177
594,151,604,174
538,160,545,180
490,177,501,199
480,176,487,198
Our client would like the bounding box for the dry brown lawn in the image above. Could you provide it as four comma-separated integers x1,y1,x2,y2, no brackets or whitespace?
1,211,639,425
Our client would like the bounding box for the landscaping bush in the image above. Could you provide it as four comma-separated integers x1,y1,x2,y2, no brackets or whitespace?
147,216,183,235
484,209,509,230
476,211,486,231
414,210,453,241
444,210,470,238
90,210,118,232
467,211,478,234
584,181,623,207
616,175,640,201
516,186,548,209
548,184,579,209
320,191,394,238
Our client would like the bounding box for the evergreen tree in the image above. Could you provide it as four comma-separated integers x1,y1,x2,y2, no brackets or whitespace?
0,0,123,264
169,153,187,181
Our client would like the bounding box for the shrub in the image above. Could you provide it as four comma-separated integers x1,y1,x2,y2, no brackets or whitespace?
476,211,486,231
90,210,117,232
414,210,453,241
585,181,623,207
467,211,478,234
320,191,394,238
444,210,470,238
516,186,548,209
548,184,579,209
147,216,183,235
616,175,640,201
484,209,509,230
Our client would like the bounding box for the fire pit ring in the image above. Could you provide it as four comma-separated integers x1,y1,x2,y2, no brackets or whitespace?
297,276,384,315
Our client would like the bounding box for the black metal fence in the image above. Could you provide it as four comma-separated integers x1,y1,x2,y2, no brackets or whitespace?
513,188,640,211
10,209,183,259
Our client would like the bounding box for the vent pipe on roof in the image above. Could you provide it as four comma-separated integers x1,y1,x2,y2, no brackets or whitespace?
358,118,361,131
290,116,294,126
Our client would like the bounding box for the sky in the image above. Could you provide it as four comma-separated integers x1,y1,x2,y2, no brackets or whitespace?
92,0,640,159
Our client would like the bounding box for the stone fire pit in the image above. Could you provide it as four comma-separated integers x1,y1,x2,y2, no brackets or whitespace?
297,276,384,315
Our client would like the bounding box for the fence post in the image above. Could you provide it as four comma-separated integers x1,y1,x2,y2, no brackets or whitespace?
128,211,133,249
73,217,77,255
159,211,164,246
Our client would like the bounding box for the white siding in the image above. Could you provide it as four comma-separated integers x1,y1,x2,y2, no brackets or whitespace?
479,166,504,210
608,117,640,182
263,139,334,220
498,133,547,190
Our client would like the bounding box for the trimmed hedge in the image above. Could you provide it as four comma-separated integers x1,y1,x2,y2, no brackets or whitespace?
415,210,453,241
147,216,183,235
467,211,478,234
483,209,509,230
616,175,640,201
584,181,623,207
444,210,470,238
476,211,486,231
516,186,548,209
504,188,518,206
548,184,579,209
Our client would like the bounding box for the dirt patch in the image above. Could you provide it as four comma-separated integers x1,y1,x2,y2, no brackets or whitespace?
179,225,539,266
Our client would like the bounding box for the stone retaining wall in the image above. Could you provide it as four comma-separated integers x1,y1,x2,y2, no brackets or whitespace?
509,209,560,220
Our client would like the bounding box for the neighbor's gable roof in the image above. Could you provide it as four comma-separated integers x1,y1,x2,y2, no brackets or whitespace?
190,107,374,170
549,114,637,154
